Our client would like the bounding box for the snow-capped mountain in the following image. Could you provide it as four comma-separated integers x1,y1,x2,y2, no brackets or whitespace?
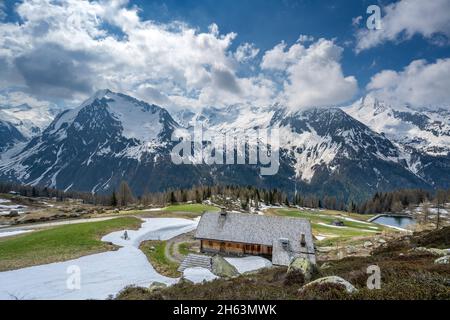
0,90,196,193
0,103,60,138
0,90,447,201
173,104,434,199
344,95,450,156
0,119,27,152
343,96,450,189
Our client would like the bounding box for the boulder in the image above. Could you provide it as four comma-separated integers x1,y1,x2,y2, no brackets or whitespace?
411,247,448,256
288,257,316,282
331,220,345,227
346,245,357,254
211,255,239,278
8,210,19,217
299,276,357,294
178,277,194,285
148,281,167,292
434,256,449,265
363,241,373,248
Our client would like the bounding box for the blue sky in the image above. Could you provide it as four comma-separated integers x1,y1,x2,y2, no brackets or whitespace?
0,0,449,111
133,0,450,88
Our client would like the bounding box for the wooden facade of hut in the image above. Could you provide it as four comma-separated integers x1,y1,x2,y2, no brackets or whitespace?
195,211,316,266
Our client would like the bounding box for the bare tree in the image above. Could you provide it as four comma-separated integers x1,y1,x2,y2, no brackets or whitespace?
391,201,403,214
422,202,430,224
118,181,134,207
435,189,447,229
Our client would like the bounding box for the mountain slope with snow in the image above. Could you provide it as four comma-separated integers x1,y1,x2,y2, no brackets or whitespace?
176,104,433,199
343,96,450,189
0,103,60,139
0,119,27,153
0,91,447,201
344,96,450,156
0,90,201,193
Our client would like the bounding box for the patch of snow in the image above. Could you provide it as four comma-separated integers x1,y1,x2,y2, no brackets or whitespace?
0,218,198,300
0,202,27,216
183,267,218,284
428,208,448,215
317,222,349,229
317,222,377,233
225,256,272,274
279,126,340,182
339,216,373,225
374,223,409,232
0,230,34,238
102,218,198,248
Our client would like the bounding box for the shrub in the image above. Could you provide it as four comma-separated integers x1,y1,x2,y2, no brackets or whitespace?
283,270,305,287
298,282,352,300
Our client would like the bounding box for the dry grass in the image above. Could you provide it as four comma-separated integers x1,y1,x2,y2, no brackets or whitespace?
117,227,450,300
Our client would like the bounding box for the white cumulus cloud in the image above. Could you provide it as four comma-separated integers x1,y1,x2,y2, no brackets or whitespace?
356,0,450,52
262,38,358,109
234,43,259,63
0,0,272,110
0,1,358,112
367,58,450,109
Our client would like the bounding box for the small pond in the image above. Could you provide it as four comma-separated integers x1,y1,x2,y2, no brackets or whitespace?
372,215,416,229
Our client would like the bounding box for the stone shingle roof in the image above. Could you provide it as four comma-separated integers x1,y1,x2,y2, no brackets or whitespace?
196,211,316,265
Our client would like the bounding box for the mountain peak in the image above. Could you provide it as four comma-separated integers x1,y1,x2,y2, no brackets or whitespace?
79,89,113,108
357,95,390,114
93,88,112,98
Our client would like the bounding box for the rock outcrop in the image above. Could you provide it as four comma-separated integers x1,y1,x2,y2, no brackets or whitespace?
434,256,449,265
211,255,239,278
299,276,357,294
287,257,316,282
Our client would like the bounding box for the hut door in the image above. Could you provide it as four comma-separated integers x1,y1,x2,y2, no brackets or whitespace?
220,242,226,253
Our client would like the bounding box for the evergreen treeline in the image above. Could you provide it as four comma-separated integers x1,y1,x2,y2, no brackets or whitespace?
1,180,448,214
355,189,450,214
137,184,347,211
0,181,112,205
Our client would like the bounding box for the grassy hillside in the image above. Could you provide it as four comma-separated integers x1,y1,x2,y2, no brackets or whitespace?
112,203,220,218
0,217,142,271
140,240,181,278
163,204,220,213
116,227,450,300
272,208,389,246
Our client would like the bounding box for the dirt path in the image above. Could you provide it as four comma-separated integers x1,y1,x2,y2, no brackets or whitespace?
164,231,197,263
0,216,122,233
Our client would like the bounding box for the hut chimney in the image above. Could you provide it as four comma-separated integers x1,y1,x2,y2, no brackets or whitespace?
300,234,306,247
